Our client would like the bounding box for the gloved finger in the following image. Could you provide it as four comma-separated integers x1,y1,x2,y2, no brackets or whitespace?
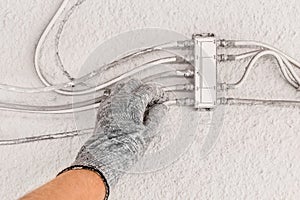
97,82,125,112
115,79,142,96
101,79,140,100
129,83,168,123
98,79,142,118
107,79,142,117
144,104,168,139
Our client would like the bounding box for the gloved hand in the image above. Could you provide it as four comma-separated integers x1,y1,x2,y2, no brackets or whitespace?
58,79,168,199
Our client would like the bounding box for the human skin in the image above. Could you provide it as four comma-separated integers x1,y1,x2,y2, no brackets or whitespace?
20,80,167,200
20,169,106,200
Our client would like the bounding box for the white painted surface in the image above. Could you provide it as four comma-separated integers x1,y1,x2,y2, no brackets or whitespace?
1,0,300,199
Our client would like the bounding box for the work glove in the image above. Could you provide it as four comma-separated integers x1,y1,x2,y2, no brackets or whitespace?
58,79,169,199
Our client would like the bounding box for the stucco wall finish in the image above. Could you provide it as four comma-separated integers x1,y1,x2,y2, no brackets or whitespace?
1,0,300,199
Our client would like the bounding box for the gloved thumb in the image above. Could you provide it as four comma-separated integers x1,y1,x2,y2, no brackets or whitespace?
143,103,168,139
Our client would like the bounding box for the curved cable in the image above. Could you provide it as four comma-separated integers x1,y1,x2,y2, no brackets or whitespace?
34,0,72,84
230,40,300,69
234,50,262,60
0,57,177,94
226,50,299,89
78,57,177,95
55,0,86,81
0,97,195,146
0,83,193,114
36,30,184,96
33,0,187,96
31,0,195,98
219,50,262,62
0,128,93,146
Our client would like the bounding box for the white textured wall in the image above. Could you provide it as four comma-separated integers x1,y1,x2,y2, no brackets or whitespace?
1,0,300,199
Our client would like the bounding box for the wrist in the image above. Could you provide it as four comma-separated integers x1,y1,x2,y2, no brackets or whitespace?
58,165,109,200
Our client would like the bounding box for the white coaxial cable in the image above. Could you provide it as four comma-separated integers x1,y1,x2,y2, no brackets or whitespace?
163,84,194,92
0,57,177,94
0,83,192,114
0,128,93,146
36,36,187,96
164,98,195,106
281,56,300,86
78,57,178,95
143,69,194,82
229,40,300,69
34,0,72,82
223,97,300,107
233,50,262,60
226,50,299,89
0,96,105,114
33,0,193,96
0,97,196,146
219,50,262,62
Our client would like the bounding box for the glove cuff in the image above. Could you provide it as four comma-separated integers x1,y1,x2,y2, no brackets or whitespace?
57,165,110,200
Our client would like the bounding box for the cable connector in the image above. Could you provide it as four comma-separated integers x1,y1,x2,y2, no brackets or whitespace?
175,55,194,63
66,81,75,88
175,69,194,77
217,82,228,90
217,97,228,105
183,83,194,90
176,40,194,48
217,54,236,62
175,98,195,106
217,82,235,90
217,39,234,48
183,69,194,77
163,84,194,92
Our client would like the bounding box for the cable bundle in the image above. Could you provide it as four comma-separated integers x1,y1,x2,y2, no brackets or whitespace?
219,40,300,106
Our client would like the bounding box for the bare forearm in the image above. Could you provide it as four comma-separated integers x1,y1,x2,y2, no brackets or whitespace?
20,169,106,200
20,80,167,199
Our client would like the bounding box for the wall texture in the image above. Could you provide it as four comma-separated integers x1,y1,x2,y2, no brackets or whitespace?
1,0,300,199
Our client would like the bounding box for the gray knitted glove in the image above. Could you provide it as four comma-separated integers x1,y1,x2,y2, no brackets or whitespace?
60,79,168,197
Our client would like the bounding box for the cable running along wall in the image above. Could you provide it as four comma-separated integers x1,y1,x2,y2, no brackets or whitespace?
1,0,300,145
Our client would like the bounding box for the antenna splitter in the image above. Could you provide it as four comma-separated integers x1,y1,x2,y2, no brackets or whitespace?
193,33,217,110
